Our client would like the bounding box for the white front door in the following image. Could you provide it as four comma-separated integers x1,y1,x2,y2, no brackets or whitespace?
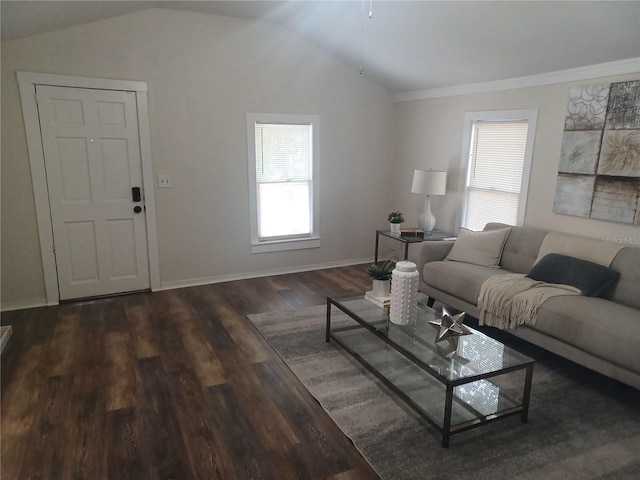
36,85,150,300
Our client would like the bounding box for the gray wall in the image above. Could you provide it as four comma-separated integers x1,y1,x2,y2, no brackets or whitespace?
3,7,638,310
1,8,395,309
392,73,640,240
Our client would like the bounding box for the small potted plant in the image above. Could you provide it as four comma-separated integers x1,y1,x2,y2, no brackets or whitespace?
366,259,395,298
387,210,405,235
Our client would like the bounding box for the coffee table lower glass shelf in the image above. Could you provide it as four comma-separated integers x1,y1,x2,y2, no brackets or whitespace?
325,292,535,447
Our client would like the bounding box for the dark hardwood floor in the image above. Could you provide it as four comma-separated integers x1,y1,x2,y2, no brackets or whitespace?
1,264,381,480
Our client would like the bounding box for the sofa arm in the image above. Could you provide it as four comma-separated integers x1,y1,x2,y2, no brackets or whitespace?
416,240,455,270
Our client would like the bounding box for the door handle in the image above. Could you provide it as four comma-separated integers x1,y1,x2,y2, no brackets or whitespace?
132,187,142,202
134,206,142,214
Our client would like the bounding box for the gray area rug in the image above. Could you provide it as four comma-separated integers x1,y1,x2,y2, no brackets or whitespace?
247,305,640,480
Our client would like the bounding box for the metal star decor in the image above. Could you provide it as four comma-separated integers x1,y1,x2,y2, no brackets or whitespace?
429,307,471,348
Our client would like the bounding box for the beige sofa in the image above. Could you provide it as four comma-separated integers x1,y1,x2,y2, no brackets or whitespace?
417,222,640,390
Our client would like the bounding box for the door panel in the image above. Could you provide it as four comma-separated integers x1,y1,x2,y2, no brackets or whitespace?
101,139,131,200
107,219,138,278
96,100,127,127
66,221,99,282
51,98,84,124
37,85,150,300
57,137,92,201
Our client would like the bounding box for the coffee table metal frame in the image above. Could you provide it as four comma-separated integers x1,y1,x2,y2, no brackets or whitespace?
325,292,535,447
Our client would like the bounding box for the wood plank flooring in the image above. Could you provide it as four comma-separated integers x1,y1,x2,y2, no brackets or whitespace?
1,265,381,480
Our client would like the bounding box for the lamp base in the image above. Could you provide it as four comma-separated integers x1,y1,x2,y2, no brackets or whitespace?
418,196,436,233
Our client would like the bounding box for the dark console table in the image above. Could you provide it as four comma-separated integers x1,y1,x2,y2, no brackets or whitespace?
374,229,456,262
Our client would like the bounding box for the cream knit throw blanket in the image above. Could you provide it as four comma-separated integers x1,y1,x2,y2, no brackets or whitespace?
478,273,581,329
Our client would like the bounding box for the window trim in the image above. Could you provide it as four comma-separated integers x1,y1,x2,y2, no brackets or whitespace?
247,113,321,253
457,109,538,229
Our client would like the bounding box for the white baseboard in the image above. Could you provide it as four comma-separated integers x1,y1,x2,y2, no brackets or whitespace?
1,258,374,310
157,257,372,292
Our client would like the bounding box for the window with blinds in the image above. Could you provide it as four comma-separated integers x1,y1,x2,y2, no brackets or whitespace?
460,111,537,231
247,113,320,253
255,122,312,239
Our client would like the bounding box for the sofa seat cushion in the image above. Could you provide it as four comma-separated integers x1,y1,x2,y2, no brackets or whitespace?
423,261,508,306
534,296,640,373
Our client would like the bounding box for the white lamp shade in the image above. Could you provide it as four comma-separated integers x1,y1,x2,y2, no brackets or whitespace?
411,170,447,196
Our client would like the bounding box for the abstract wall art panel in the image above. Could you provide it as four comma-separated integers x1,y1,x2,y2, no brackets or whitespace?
563,84,609,131
607,80,640,129
553,173,596,217
558,131,602,174
590,176,640,224
553,80,640,225
598,130,640,177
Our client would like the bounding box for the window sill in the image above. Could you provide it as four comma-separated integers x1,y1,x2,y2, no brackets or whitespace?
251,236,321,254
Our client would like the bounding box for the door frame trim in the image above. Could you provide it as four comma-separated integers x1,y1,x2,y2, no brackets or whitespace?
17,71,160,305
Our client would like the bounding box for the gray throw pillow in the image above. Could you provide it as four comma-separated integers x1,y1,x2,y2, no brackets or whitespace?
526,253,620,296
445,227,511,267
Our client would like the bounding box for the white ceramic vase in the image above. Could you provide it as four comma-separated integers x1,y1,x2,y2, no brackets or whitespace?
389,222,401,236
389,261,419,325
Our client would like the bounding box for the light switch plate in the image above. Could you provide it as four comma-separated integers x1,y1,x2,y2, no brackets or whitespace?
158,175,172,188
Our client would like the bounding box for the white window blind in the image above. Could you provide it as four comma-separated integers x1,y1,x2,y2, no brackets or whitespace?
255,122,313,239
463,120,529,231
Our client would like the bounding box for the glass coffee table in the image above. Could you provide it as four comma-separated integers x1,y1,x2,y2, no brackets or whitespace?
325,292,535,447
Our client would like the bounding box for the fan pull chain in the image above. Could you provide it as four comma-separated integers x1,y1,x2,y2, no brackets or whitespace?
360,0,374,75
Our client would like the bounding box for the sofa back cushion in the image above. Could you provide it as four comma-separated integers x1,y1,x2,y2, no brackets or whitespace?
484,223,548,273
535,232,625,267
604,246,640,310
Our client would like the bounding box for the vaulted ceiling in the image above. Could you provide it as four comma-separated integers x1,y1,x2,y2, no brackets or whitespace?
2,1,639,93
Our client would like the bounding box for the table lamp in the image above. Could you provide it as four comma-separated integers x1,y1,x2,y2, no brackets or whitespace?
411,169,447,233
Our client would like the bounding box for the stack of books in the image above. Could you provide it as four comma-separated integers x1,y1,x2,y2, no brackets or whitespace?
364,291,390,308
400,229,424,239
